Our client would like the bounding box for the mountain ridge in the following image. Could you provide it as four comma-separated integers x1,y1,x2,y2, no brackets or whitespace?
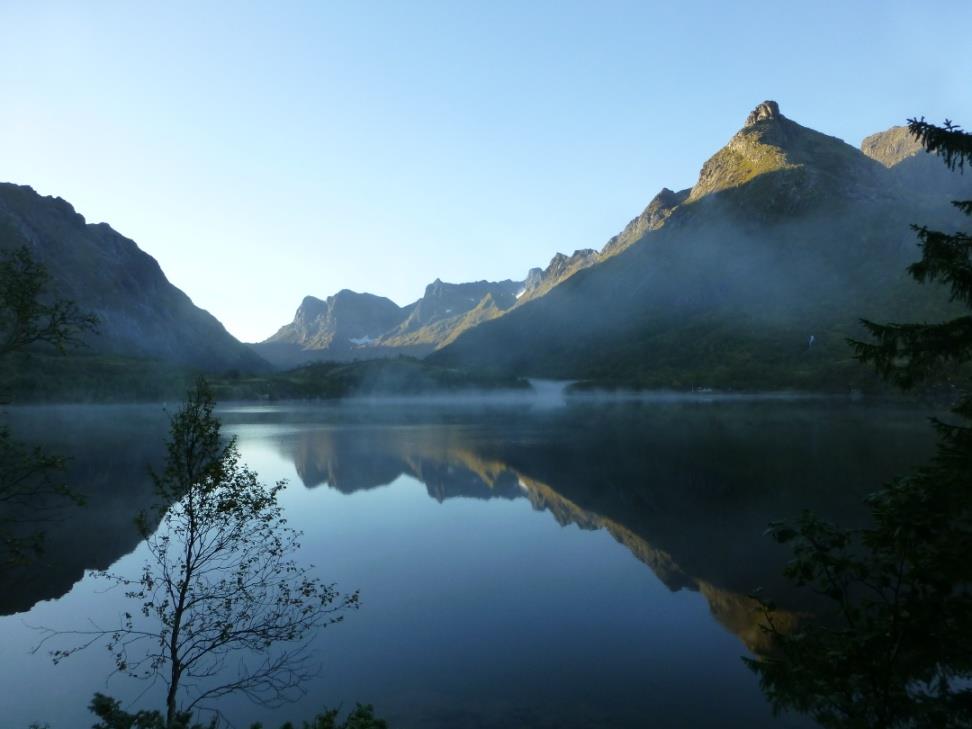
250,277,526,368
427,101,970,386
256,99,967,381
12,98,966,389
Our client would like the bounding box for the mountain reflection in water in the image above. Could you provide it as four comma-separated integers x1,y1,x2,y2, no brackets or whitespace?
0,405,169,615
261,400,931,652
0,400,935,728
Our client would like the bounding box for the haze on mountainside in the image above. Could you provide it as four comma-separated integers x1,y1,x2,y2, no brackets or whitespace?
3,7,972,716
251,100,970,388
1,99,967,396
0,185,266,373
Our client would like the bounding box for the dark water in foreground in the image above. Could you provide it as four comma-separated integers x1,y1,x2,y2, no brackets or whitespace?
0,397,936,728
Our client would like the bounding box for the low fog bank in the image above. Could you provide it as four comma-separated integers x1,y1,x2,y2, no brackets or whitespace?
339,378,567,408
430,197,965,392
565,386,835,404
215,379,891,414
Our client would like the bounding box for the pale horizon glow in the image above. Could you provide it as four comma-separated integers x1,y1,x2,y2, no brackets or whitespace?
1,1,970,341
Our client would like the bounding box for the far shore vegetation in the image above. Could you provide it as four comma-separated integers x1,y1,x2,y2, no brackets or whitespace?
0,351,530,404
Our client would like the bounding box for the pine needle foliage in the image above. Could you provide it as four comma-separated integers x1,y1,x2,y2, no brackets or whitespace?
748,119,972,728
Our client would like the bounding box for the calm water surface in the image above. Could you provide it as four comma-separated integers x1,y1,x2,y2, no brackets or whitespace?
0,397,935,728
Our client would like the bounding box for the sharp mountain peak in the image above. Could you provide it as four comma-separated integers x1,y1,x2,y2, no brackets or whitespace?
744,99,783,126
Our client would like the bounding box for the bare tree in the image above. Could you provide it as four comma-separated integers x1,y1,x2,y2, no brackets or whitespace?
38,382,359,727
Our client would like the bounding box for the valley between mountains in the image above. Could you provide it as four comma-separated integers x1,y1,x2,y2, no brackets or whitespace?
3,100,968,400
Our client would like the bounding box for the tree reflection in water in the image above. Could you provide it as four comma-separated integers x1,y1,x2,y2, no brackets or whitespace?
748,119,972,729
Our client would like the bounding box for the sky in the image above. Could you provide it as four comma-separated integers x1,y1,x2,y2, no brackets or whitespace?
1,1,970,342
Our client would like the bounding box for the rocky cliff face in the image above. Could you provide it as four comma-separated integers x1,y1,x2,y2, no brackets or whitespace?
265,290,404,350
861,125,924,167
601,187,691,259
389,278,521,337
515,249,601,304
0,183,268,372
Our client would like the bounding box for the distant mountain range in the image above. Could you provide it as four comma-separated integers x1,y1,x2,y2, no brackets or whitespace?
250,249,604,368
4,100,968,390
253,100,969,387
251,278,522,368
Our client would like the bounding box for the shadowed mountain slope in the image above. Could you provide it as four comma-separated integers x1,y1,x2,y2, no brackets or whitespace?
0,183,268,373
429,101,970,388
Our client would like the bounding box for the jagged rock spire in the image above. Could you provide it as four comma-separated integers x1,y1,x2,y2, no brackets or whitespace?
745,100,782,126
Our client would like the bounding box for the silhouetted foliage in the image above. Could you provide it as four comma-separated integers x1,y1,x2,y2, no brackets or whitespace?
87,692,387,729
89,693,214,729
37,382,359,727
748,119,972,727
0,245,98,358
0,245,93,563
0,425,79,565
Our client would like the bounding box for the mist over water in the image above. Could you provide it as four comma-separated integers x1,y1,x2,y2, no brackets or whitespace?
0,399,934,728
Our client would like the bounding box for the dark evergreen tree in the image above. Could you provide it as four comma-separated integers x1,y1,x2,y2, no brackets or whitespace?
747,119,972,728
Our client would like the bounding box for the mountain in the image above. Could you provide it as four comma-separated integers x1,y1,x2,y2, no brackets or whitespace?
861,125,924,167
601,187,690,259
255,290,406,366
861,124,969,203
0,183,268,373
255,249,619,370
515,249,600,304
380,278,522,348
429,101,969,388
685,100,887,204
253,277,523,368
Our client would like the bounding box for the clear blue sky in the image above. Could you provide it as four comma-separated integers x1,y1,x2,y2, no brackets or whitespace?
1,1,970,342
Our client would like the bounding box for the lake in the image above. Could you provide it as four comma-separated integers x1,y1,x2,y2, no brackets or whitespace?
0,395,935,728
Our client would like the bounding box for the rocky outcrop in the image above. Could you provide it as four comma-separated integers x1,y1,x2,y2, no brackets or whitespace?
861,125,924,168
744,99,782,126
516,249,600,304
687,100,885,207
519,267,544,296
602,187,691,259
